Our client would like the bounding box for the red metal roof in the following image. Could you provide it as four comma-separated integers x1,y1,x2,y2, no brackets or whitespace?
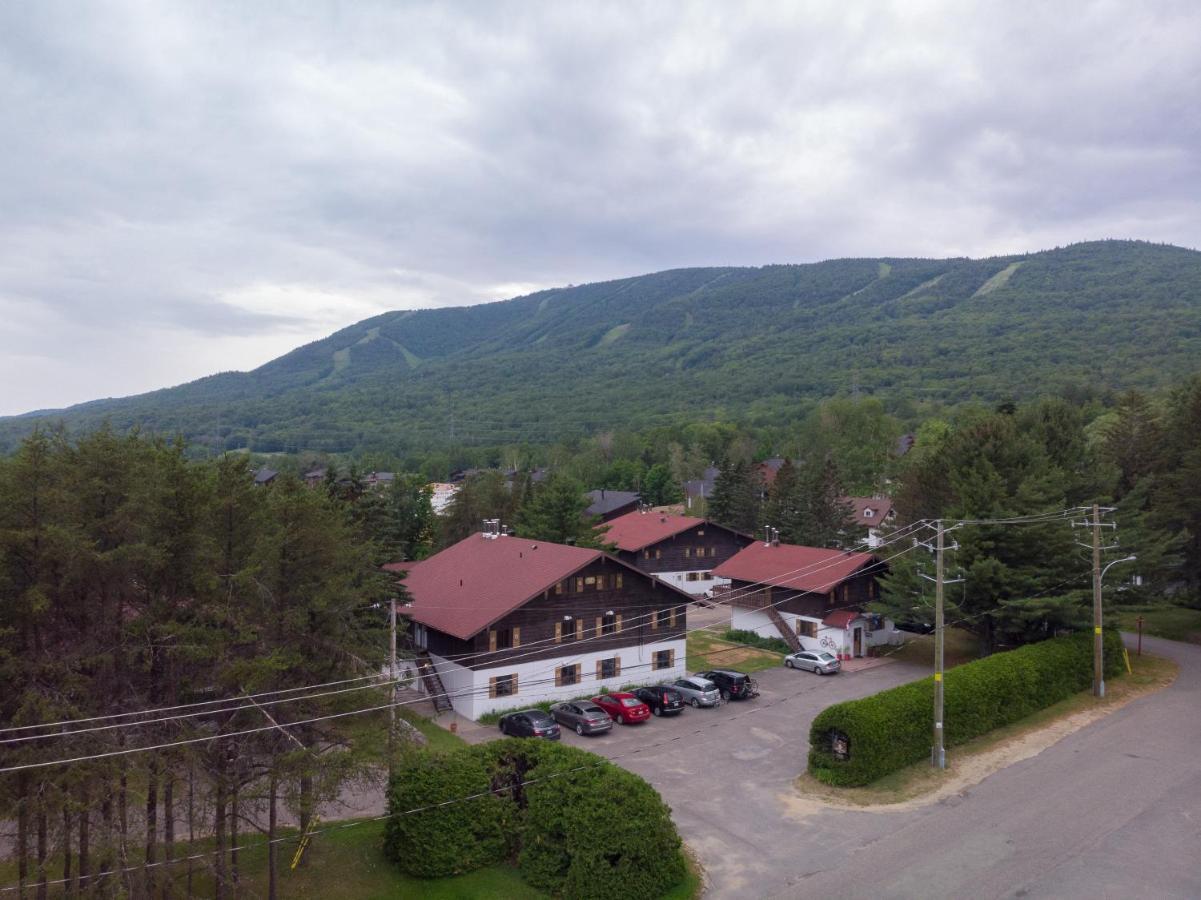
601,511,709,552
822,610,860,629
388,534,602,640
712,542,877,593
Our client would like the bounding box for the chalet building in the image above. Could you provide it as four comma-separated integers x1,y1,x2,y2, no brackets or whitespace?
712,539,899,660
601,511,753,597
585,489,641,522
253,466,278,486
845,497,896,549
386,530,690,720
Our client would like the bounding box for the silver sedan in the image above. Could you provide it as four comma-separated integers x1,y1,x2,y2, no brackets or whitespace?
784,650,842,675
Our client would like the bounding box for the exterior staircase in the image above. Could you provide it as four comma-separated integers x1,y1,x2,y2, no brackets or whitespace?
415,652,453,713
764,605,802,652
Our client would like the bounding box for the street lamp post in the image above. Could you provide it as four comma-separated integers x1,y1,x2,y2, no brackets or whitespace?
1096,553,1137,697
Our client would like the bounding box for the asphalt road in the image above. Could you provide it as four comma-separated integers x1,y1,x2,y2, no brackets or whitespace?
560,635,1201,900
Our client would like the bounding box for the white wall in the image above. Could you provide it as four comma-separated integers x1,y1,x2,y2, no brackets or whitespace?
656,570,731,596
730,609,902,658
427,638,688,720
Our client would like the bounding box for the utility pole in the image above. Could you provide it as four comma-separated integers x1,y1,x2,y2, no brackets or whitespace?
933,520,946,769
389,598,398,755
1092,503,1104,698
917,520,959,770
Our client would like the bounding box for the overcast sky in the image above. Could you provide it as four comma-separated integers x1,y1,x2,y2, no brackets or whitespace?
1,1,1198,415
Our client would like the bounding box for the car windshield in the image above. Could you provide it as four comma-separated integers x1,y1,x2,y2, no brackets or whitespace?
697,680,716,691
528,712,553,724
620,697,641,708
817,652,836,661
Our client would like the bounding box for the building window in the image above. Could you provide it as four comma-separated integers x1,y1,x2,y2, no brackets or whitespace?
557,664,581,687
685,572,699,582
489,627,519,651
575,577,584,592
655,608,672,629
600,612,619,635
490,673,518,698
796,619,818,638
655,549,662,559
684,547,691,558
697,529,705,536
598,657,619,679
615,573,622,589
554,581,564,595
653,649,675,671
644,549,651,560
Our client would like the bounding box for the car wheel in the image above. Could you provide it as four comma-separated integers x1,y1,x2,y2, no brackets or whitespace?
652,705,661,716
575,724,584,736
617,713,625,725
499,721,507,734
785,659,793,669
721,689,730,701
691,698,700,708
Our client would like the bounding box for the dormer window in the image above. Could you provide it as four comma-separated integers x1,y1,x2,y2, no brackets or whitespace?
864,509,874,518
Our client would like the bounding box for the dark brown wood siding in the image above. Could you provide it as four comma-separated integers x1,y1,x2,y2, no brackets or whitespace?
427,556,688,671
617,523,752,575
726,568,881,619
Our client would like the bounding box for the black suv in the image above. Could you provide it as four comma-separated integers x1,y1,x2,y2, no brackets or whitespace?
633,685,685,717
695,669,759,701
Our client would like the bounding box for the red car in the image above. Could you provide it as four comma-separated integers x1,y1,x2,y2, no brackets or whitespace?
591,692,650,725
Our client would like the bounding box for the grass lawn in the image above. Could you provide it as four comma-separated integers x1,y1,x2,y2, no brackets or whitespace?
1116,604,1201,644
686,629,781,673
885,627,979,669
795,651,1179,807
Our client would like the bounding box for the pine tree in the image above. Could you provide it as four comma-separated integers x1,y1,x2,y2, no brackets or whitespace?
515,476,602,547
708,458,760,534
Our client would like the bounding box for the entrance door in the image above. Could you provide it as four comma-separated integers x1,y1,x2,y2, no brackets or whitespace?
853,627,864,657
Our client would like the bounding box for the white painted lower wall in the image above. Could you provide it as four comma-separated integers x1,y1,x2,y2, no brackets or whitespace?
655,570,731,596
731,609,902,659
425,638,688,720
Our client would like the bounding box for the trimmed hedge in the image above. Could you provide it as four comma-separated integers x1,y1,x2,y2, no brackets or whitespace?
808,631,1126,786
384,740,685,899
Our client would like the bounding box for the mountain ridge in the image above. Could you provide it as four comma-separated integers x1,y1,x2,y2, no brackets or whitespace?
4,239,1200,455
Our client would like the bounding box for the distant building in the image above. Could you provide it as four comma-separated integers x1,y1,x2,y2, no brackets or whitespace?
253,467,278,486
428,483,459,515
600,510,753,596
585,489,641,522
302,467,327,488
683,465,720,510
844,497,896,549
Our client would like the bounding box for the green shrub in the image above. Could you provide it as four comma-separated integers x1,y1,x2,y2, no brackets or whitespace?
385,740,687,899
808,631,1125,786
383,748,507,877
723,628,792,654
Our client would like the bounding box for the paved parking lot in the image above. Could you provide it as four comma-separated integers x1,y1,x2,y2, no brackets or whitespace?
557,660,929,898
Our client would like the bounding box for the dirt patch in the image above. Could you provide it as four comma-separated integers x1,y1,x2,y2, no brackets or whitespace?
782,654,1179,817
703,643,772,667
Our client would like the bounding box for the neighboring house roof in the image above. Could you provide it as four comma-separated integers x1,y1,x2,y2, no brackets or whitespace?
303,468,327,481
845,497,895,528
585,489,640,518
754,458,788,487
600,510,745,552
895,434,916,456
712,542,878,593
386,533,603,640
366,471,395,484
683,465,720,499
253,467,278,485
822,610,861,629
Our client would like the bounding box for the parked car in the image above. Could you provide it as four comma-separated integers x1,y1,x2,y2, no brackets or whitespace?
633,685,685,717
498,709,561,740
784,649,842,675
591,692,651,725
550,701,613,736
671,676,721,708
695,669,760,701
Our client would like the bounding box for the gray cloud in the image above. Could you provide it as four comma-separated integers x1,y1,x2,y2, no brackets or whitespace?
1,1,1198,413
